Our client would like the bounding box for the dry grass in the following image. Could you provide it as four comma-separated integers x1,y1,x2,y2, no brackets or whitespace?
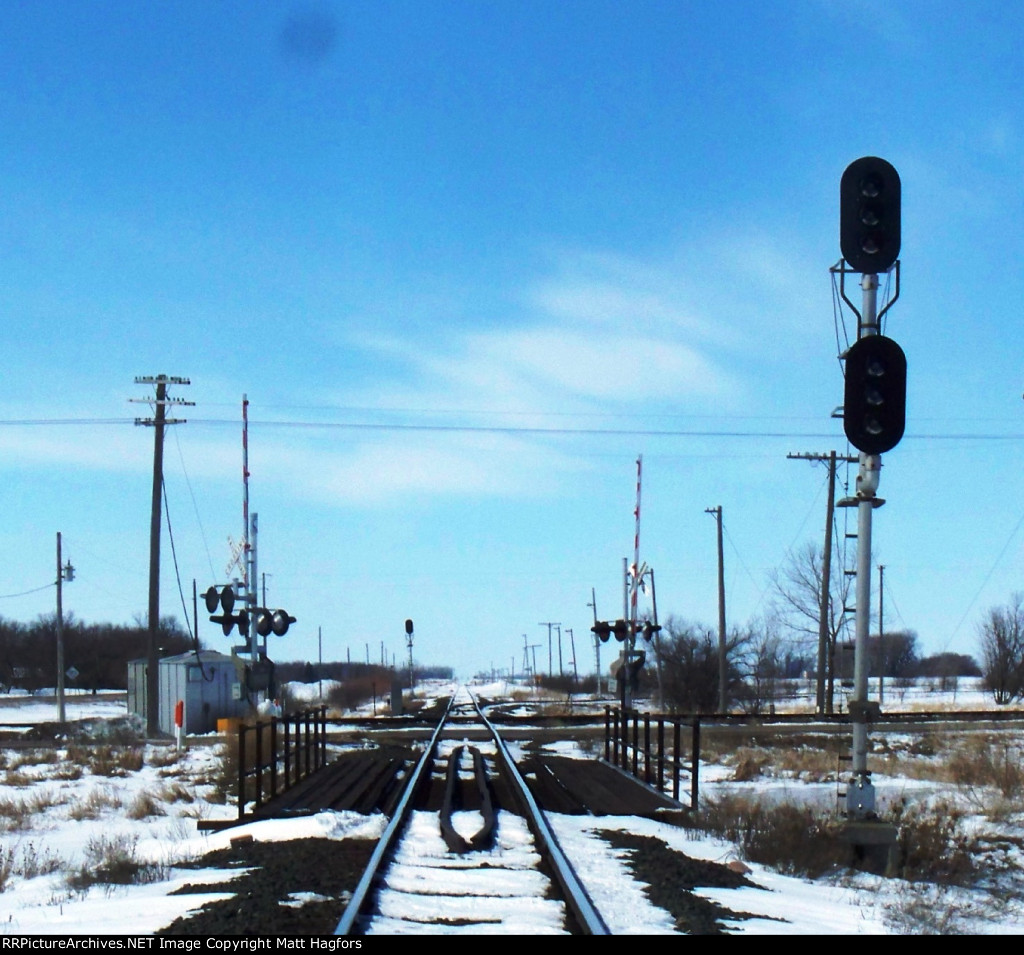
208,743,237,805
2,771,35,788
9,750,59,771
67,788,121,821
158,781,194,804
945,737,1024,795
126,790,165,820
0,791,67,832
148,747,185,770
64,744,145,777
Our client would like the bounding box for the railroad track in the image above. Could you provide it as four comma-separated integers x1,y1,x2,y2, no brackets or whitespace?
334,686,610,935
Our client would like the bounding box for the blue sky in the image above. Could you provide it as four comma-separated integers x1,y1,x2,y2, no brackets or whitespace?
2,1,1023,681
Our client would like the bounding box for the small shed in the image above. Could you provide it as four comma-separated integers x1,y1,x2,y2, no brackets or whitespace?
145,650,248,736
156,650,248,735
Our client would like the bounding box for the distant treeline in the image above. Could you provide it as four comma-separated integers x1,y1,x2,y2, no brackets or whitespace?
0,614,192,692
275,660,454,685
0,616,456,696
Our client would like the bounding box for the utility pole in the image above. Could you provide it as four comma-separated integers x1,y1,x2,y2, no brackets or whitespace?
705,506,726,712
538,623,559,677
55,533,74,724
588,588,601,694
566,628,578,684
132,375,192,737
647,567,664,709
788,451,858,714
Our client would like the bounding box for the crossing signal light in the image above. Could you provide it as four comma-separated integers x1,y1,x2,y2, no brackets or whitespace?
612,619,630,641
204,585,235,614
205,585,250,635
211,609,249,637
255,609,296,637
843,335,907,455
204,584,295,638
641,621,661,642
592,621,612,643
840,157,901,274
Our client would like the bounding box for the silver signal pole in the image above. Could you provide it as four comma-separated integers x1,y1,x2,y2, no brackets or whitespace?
849,273,881,819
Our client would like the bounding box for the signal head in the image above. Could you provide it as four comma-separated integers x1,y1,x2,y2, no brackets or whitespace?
840,157,901,274
843,335,907,455
591,621,612,643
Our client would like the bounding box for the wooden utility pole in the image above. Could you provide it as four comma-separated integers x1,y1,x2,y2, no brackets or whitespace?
705,506,726,712
55,533,73,723
787,451,857,714
132,375,192,737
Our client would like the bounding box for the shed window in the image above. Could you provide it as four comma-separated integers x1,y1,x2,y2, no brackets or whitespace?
187,665,203,683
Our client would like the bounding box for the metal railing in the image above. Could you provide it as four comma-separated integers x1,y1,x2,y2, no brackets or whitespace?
237,706,328,819
605,706,700,810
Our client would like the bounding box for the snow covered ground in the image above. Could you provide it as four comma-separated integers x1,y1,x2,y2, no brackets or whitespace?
0,680,1022,935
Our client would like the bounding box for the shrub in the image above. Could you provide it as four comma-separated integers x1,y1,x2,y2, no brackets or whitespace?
689,795,849,878
890,799,978,886
208,743,237,805
946,737,1024,802
66,834,166,892
0,845,13,892
17,842,64,880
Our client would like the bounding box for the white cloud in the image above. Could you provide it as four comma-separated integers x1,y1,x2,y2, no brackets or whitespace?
252,431,584,506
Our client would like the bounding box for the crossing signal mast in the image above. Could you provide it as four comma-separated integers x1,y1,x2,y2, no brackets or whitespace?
204,397,296,705
836,157,907,831
592,457,663,709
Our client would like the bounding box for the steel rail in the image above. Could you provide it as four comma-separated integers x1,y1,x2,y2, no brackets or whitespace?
473,696,612,936
333,694,455,936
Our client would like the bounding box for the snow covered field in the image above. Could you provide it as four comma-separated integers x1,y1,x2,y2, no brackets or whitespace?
0,681,1022,935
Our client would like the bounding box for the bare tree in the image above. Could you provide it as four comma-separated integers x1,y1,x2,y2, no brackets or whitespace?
654,617,752,714
740,626,785,715
771,542,850,713
979,595,1024,705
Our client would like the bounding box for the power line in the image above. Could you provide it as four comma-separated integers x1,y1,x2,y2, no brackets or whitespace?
1,415,1023,442
0,581,55,599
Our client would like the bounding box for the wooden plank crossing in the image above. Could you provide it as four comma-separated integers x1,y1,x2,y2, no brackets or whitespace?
247,747,413,819
521,754,685,816
243,747,682,823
